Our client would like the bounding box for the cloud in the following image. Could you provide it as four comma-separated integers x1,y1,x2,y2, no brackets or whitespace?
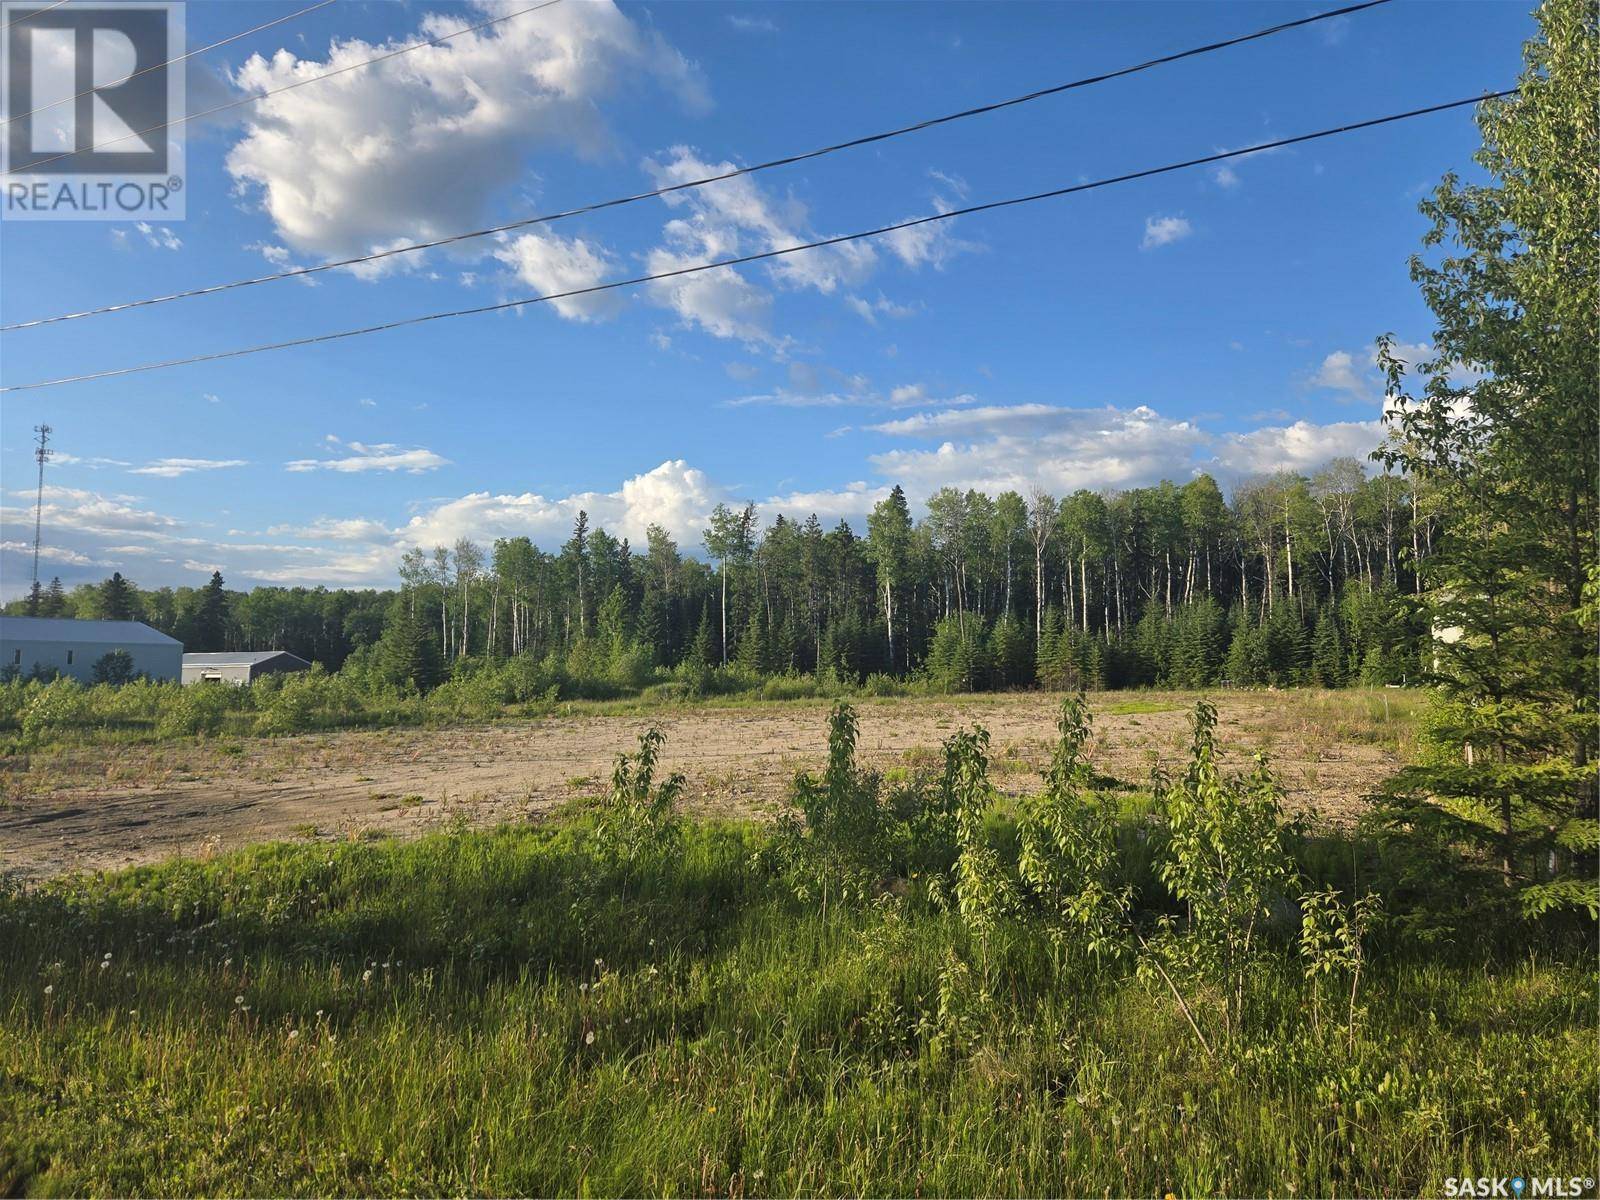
726,14,778,33
866,403,1211,496
51,454,132,469
1310,340,1480,403
885,383,976,409
1310,349,1368,399
1141,215,1192,250
128,458,249,478
1213,418,1383,477
396,459,722,549
726,378,974,411
285,439,450,474
493,229,620,321
266,516,395,541
1210,164,1241,189
133,221,183,250
647,146,876,296
724,360,761,382
225,0,709,267
845,293,919,324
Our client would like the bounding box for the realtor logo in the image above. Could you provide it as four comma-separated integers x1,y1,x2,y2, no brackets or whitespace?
2,2,185,219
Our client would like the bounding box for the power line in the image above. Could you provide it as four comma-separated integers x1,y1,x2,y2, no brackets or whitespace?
2,1,69,36
1,0,336,129
0,89,1516,394
5,0,563,174
1,0,1391,332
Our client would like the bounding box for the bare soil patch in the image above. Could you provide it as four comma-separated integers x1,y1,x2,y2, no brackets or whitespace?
0,689,1415,879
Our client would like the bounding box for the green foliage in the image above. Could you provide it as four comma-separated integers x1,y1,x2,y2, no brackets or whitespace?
1017,696,1133,966
595,726,684,869
944,725,1015,938
923,615,990,693
89,649,136,686
779,702,892,908
1146,701,1296,1040
1299,888,1382,1046
1373,0,1598,920
0,810,1591,1198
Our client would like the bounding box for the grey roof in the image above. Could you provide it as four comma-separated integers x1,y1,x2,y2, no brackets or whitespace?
182,651,310,667
0,616,180,646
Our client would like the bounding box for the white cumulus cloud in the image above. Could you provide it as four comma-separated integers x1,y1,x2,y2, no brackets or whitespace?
1141,215,1193,251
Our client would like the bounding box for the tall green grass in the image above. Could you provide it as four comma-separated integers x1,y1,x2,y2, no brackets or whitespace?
2,815,1592,1197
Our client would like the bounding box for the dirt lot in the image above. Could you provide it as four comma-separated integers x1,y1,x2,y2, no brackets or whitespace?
0,690,1419,879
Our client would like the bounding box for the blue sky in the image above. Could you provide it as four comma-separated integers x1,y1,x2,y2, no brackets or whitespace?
0,0,1534,594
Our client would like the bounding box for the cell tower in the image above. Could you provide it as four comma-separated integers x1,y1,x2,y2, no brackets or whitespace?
30,424,52,601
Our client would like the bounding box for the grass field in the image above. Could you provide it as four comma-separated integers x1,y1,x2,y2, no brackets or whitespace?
0,693,1593,1197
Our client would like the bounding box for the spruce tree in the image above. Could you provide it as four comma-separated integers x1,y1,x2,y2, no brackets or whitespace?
98,572,138,621
193,571,230,651
1373,0,1597,918
1309,605,1346,687
42,577,66,618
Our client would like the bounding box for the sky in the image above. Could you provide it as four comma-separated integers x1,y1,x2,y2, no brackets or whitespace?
0,0,1536,596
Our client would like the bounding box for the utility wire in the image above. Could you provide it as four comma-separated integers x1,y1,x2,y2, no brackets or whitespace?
6,0,563,174
2,0,1391,332
1,0,69,35
1,0,336,129
0,89,1516,394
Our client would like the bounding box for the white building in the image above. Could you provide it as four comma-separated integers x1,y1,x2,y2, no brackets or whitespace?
183,650,310,686
0,616,182,683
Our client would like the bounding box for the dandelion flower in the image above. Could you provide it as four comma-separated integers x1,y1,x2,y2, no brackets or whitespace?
235,995,245,1005
43,984,53,996
288,1029,301,1041
584,1031,595,1045
99,960,110,970
362,970,373,984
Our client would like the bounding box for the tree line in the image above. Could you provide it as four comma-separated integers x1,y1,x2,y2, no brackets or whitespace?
7,457,1435,694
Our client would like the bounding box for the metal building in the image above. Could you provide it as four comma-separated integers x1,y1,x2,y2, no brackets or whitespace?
182,650,311,686
0,616,182,683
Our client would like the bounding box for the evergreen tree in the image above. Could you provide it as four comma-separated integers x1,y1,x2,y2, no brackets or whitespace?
1225,620,1266,686
1309,605,1346,687
380,596,440,692
42,577,66,618
193,571,230,651
737,605,772,675
1373,0,1598,918
98,572,138,621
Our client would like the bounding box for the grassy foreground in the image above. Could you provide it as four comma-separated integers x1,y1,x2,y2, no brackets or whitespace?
1,807,1594,1198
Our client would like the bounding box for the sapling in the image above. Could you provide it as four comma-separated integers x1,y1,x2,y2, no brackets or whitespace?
1299,887,1382,1049
1017,695,1134,970
596,726,684,876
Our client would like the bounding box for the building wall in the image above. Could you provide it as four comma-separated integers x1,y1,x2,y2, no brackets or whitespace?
2,637,181,684
181,663,254,686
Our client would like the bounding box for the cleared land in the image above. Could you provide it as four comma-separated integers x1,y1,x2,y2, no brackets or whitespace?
0,688,1421,879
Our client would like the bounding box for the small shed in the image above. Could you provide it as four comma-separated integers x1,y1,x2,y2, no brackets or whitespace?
182,650,312,686
0,616,182,683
